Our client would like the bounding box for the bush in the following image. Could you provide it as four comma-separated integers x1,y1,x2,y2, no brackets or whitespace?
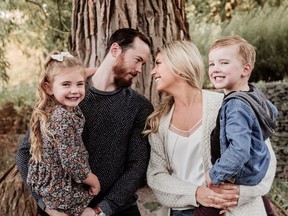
0,83,35,133
222,5,288,82
189,5,288,85
0,83,36,110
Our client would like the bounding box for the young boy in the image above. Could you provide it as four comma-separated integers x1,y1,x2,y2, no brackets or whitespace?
207,35,278,187
193,35,278,216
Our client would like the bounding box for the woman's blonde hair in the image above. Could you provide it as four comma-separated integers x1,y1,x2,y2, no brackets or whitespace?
30,51,85,162
144,40,205,135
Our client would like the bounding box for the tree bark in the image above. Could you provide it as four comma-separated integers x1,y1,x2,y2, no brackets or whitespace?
0,164,37,216
70,0,190,105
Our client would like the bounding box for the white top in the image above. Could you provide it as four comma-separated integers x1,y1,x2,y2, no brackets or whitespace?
167,126,205,186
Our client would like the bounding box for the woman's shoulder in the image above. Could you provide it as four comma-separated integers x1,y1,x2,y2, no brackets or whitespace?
202,89,224,99
202,89,224,108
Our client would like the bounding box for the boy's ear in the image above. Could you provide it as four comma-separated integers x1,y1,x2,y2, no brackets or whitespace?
110,42,122,57
242,63,252,77
43,82,53,95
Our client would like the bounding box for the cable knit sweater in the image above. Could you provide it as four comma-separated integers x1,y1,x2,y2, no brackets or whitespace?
147,90,276,216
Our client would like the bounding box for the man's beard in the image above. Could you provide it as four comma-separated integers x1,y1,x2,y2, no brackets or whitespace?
112,54,134,88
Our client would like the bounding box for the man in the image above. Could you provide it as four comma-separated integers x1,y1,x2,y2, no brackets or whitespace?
16,28,153,216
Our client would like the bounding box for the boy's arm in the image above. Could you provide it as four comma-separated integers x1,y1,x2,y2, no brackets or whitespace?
237,139,276,206
209,103,254,184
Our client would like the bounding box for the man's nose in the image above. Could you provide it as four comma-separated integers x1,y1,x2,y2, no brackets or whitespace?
136,64,142,73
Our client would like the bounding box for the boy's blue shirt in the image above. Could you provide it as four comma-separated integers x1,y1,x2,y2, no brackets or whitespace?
209,84,278,185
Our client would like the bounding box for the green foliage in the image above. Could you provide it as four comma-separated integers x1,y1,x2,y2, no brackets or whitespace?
222,5,288,82
268,178,288,215
186,0,286,24
0,0,72,84
189,4,288,84
0,83,36,111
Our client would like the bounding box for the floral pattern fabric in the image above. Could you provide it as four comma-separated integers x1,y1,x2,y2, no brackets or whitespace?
27,105,93,215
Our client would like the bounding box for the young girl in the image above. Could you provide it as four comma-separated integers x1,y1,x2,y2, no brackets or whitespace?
27,51,100,216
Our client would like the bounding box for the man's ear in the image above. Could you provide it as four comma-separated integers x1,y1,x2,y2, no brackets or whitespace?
43,82,53,95
110,43,122,57
242,63,252,77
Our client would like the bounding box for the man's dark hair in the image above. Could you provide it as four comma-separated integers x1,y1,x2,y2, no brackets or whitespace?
105,28,151,56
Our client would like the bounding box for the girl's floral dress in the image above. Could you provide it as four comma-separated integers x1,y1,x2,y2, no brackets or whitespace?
27,105,93,216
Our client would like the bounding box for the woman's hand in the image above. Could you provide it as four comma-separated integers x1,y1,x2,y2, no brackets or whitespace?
210,182,240,200
45,208,69,216
81,207,96,216
196,185,238,209
210,182,240,213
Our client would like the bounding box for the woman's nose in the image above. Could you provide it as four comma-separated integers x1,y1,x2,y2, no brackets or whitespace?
150,68,156,76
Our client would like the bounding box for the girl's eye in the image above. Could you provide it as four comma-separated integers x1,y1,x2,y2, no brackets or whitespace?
62,83,70,87
155,60,161,66
221,61,229,65
209,63,214,67
78,83,85,86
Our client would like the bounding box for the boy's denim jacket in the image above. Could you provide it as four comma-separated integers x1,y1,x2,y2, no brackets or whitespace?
209,84,278,185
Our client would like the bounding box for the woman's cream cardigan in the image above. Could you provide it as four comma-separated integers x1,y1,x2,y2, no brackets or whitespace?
147,90,276,216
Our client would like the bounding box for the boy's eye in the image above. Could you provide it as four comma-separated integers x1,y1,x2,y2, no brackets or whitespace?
62,83,70,86
221,61,229,65
78,83,85,86
209,63,214,67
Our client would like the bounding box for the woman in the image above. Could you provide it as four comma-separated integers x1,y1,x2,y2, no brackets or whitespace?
144,40,276,216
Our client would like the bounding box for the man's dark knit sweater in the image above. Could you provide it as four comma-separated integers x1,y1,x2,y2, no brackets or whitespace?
16,78,154,216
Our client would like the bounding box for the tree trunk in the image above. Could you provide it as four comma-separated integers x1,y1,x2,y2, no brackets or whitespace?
70,0,190,105
0,164,37,216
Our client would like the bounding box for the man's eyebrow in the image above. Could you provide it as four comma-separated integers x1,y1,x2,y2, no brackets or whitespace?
137,56,144,61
